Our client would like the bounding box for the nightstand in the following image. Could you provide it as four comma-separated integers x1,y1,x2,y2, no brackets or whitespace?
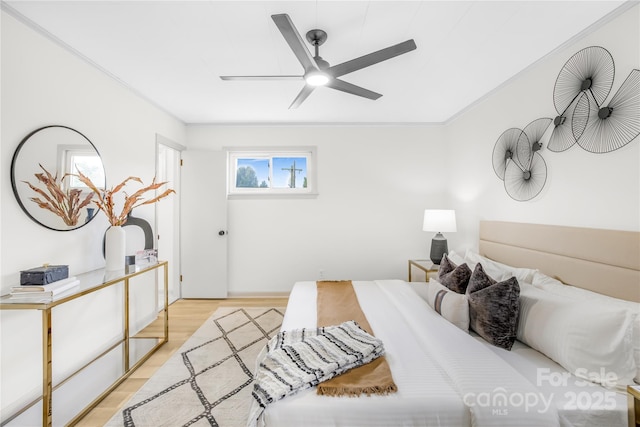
408,260,439,282
629,385,640,427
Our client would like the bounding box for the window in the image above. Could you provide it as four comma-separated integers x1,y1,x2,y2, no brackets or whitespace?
227,147,317,197
57,145,105,191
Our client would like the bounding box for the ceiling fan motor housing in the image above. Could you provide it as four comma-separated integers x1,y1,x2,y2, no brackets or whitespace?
306,29,327,46
306,29,330,69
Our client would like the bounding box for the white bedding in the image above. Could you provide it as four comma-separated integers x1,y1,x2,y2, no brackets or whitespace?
260,280,627,427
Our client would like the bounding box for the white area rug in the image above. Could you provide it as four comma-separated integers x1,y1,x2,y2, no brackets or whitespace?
105,307,285,427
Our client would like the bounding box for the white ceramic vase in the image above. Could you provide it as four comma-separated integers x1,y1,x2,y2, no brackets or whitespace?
105,225,126,271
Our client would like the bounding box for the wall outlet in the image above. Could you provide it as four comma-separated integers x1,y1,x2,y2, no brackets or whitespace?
319,269,325,280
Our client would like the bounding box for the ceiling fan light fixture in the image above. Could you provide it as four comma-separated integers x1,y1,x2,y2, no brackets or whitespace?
305,70,330,86
221,14,416,107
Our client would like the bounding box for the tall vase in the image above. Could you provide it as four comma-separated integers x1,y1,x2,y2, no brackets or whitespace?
105,226,126,271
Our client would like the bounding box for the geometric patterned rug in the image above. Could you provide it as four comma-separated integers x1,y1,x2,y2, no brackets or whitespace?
105,307,285,427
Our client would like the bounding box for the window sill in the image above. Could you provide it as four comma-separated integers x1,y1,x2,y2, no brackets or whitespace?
227,192,319,200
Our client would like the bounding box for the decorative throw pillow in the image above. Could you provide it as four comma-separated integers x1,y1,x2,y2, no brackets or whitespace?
427,280,469,331
466,263,520,350
446,250,466,267
437,253,457,277
439,261,472,294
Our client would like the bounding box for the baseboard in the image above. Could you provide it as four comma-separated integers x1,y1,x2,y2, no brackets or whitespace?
227,291,290,298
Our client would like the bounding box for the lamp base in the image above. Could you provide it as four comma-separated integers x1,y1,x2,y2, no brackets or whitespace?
429,233,448,265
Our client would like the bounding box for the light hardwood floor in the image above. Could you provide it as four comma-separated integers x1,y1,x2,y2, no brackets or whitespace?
75,297,288,426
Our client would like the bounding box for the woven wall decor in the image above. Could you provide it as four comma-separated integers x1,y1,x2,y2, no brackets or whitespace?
492,119,550,201
492,45,639,201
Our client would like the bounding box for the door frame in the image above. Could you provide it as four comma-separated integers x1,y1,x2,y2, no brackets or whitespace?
155,134,185,303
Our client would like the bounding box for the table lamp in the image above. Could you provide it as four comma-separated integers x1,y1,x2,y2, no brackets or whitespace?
423,209,457,264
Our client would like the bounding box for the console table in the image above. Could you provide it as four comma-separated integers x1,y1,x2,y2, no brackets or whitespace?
0,261,169,426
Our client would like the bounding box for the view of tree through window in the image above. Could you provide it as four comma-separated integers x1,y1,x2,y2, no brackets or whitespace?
235,157,307,189
236,158,269,188
66,153,105,190
228,148,315,196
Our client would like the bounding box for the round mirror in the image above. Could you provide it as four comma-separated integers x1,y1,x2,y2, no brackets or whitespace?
11,125,106,231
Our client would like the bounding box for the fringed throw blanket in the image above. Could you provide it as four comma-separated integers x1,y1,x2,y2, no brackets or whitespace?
316,280,397,397
247,320,385,427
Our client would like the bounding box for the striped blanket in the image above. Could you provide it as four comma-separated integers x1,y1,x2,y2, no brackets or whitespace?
247,320,386,427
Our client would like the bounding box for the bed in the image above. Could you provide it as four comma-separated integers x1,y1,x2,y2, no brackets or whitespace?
253,221,639,427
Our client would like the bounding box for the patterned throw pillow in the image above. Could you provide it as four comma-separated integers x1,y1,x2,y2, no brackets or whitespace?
466,263,520,350
427,280,470,331
438,260,472,294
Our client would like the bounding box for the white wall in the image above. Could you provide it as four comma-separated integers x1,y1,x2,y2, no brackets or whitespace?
0,11,186,424
1,2,638,423
1,11,186,289
446,4,640,253
187,125,452,294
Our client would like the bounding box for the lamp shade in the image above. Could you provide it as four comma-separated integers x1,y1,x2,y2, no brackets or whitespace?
423,210,457,233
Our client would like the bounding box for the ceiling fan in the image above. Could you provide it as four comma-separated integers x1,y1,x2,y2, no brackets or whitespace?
220,14,417,109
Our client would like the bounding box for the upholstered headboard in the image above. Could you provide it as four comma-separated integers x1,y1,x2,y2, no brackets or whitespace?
479,221,640,303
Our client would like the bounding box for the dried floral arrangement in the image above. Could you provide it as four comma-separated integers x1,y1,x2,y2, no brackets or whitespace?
23,164,94,226
71,170,175,226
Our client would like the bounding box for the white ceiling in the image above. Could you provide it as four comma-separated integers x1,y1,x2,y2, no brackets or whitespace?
2,1,630,124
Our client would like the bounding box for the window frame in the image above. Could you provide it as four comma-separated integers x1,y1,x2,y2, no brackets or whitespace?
226,146,318,198
57,144,105,193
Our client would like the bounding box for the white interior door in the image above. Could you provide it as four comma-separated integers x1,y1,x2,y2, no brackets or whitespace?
180,150,228,298
156,139,182,304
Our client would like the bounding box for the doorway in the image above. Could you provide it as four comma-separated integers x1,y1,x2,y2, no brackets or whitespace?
156,135,183,304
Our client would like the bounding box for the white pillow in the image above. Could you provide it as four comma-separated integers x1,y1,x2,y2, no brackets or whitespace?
427,279,469,332
531,271,640,383
518,283,636,390
447,250,466,267
464,250,537,283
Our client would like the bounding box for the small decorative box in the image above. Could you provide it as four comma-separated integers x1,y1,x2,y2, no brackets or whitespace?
20,265,69,286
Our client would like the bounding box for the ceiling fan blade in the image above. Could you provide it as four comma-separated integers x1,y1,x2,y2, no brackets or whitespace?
328,39,417,78
289,85,315,109
272,14,318,72
220,75,303,81
326,79,382,100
